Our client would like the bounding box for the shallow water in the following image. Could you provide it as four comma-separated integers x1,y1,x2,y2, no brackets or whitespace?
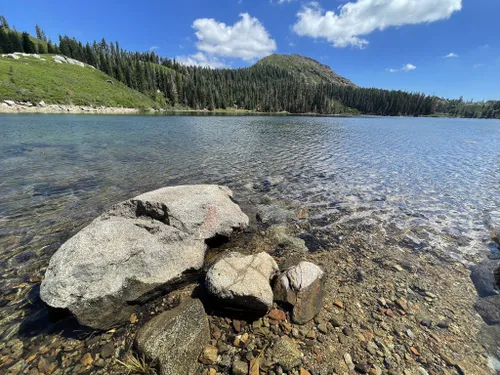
1,114,500,342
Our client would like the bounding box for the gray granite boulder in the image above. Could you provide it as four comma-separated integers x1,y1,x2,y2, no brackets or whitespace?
206,252,279,313
40,185,248,329
135,299,210,375
274,261,325,324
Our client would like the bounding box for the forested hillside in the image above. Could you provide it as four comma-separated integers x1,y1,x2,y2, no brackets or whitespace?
1,14,499,118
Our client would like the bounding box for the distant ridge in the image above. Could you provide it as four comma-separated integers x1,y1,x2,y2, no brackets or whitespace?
255,54,356,87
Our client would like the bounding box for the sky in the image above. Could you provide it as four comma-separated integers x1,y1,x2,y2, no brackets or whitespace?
2,0,499,100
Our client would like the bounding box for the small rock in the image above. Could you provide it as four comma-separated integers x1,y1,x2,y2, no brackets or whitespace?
274,261,325,325
410,347,420,356
100,343,115,359
200,345,218,365
437,320,450,329
80,353,93,367
420,320,432,328
355,363,371,374
129,313,138,324
232,359,249,375
306,329,316,340
300,368,312,375
317,323,328,334
272,336,302,371
334,300,344,309
395,298,408,311
269,309,287,321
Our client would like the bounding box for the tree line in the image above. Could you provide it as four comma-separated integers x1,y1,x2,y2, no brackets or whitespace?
1,14,499,118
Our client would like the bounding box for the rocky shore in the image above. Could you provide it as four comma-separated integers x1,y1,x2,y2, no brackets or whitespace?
0,184,497,375
0,100,145,115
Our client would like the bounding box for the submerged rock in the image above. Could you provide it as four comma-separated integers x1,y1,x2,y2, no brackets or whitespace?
470,260,500,298
475,295,500,325
267,225,308,253
40,185,249,329
256,204,295,225
206,252,279,313
135,299,210,375
274,261,325,324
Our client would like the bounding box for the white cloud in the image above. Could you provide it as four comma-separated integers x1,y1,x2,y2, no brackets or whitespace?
277,0,294,3
192,13,276,61
473,63,484,68
293,0,462,48
176,52,227,69
289,42,295,47
443,52,458,58
149,46,159,52
387,63,416,72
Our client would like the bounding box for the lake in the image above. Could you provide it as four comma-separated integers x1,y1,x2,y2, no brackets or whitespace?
1,114,500,372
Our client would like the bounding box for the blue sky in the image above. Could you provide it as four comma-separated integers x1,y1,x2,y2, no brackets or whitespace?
2,0,499,100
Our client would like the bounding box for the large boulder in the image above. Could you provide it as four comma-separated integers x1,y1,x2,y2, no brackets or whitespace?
206,252,279,313
135,299,210,375
274,261,325,324
40,185,249,329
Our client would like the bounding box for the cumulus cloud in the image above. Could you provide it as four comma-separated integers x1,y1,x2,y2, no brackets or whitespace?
387,63,416,72
293,0,462,48
443,52,458,58
192,13,276,60
176,52,227,69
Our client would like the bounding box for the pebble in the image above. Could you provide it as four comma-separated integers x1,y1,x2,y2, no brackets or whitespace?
80,353,93,367
330,317,342,327
437,321,450,329
249,357,260,375
420,320,432,327
317,323,328,334
355,363,371,374
300,368,312,375
199,345,218,365
344,353,355,370
232,359,249,375
334,301,344,309
269,309,287,321
100,342,114,359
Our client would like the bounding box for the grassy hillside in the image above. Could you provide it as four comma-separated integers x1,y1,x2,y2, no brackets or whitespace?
255,54,356,87
0,54,158,108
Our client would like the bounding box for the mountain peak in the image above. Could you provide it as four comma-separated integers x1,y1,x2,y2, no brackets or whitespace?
255,54,356,87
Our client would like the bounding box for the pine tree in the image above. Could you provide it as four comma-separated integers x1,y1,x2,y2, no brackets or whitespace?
21,32,36,53
0,15,10,30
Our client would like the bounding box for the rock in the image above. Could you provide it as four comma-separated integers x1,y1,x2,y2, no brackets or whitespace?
470,260,499,297
199,345,218,365
256,205,295,224
355,363,370,374
475,295,500,325
268,309,286,321
232,359,249,375
80,353,93,366
135,299,210,375
272,336,302,371
266,225,308,253
52,55,67,63
5,53,20,59
100,343,114,359
40,185,248,329
206,252,278,313
38,100,46,107
274,261,325,324
4,100,16,106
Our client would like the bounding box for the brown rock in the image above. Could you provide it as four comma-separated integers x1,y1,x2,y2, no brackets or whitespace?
300,368,312,375
410,347,420,356
80,353,93,367
129,313,138,324
268,309,287,321
199,345,218,364
334,300,344,309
